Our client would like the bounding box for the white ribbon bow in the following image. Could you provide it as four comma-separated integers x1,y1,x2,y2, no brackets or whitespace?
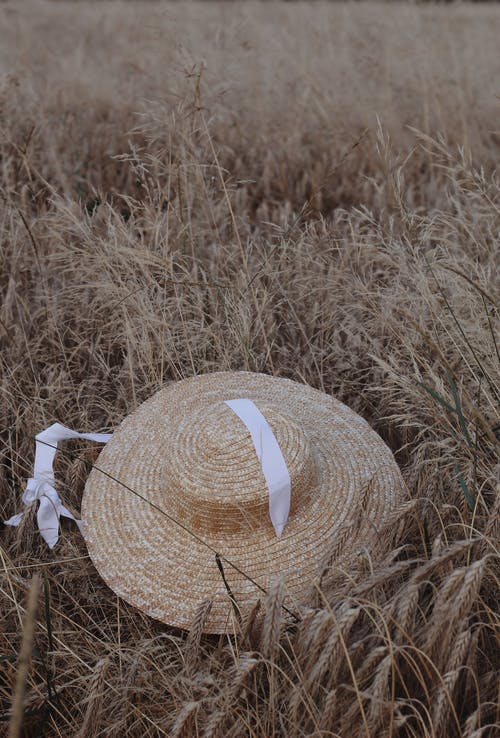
4,423,112,548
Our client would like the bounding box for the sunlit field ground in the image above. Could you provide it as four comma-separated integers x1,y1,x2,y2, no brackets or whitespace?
0,1,499,736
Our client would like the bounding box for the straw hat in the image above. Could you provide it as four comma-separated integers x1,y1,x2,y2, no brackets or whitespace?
82,372,404,633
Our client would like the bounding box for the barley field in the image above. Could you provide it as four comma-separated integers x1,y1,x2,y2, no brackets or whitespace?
0,1,499,736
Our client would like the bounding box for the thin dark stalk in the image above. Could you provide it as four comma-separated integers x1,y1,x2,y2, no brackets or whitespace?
215,554,242,623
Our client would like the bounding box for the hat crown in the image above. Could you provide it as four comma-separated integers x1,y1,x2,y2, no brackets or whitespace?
167,400,316,535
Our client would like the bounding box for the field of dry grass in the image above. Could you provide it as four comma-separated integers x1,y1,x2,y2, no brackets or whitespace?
0,1,499,736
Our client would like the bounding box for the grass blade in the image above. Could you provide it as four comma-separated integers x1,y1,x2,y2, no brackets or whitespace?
446,371,474,448
416,380,457,415
453,465,475,512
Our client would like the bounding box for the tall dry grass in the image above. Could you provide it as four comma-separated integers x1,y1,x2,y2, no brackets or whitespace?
0,1,499,736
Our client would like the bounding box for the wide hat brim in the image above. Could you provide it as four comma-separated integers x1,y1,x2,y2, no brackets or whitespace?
82,372,404,633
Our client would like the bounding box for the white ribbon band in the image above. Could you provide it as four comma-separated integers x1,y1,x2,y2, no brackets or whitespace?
224,399,291,537
4,423,112,549
5,401,291,548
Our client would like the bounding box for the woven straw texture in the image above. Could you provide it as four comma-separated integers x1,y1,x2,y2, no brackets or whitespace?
82,372,404,633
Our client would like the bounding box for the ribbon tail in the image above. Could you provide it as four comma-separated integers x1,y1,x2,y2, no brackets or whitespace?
59,504,84,535
268,477,291,538
37,496,60,550
225,398,291,537
272,520,286,538
4,512,24,527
